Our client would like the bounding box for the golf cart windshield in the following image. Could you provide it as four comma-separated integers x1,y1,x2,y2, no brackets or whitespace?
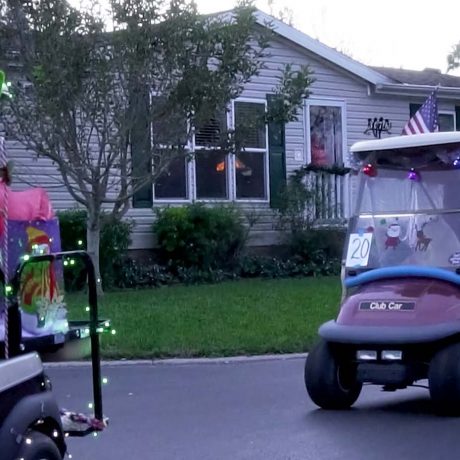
346,136,460,271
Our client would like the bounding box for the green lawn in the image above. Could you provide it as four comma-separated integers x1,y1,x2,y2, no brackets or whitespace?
66,277,341,359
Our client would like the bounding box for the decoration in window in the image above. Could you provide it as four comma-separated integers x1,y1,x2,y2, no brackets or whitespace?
309,105,343,166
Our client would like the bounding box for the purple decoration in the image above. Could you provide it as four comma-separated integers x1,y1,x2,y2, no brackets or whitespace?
407,169,421,182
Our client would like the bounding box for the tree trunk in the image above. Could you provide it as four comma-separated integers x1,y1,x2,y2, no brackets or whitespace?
87,212,103,296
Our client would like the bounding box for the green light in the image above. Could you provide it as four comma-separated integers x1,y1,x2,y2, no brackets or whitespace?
70,259,76,266
96,327,103,333
88,402,93,409
5,285,12,294
23,254,30,261
64,260,69,266
104,321,110,328
102,377,108,384
111,329,116,335
85,306,90,312
78,240,83,246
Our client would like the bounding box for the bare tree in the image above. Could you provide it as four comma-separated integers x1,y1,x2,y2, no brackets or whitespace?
0,0,313,292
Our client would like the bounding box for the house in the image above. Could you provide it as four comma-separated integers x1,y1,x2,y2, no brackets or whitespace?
5,10,460,251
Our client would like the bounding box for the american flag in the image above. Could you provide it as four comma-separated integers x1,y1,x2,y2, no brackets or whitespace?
402,90,439,135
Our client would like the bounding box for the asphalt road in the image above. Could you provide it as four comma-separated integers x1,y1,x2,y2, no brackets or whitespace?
47,358,460,460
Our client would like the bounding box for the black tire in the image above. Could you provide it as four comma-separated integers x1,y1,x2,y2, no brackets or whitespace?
429,342,460,416
305,339,362,410
16,430,63,460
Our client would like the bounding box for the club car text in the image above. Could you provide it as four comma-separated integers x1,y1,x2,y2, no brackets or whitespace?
359,301,415,311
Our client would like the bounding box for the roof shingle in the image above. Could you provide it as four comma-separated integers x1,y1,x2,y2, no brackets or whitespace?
371,66,460,88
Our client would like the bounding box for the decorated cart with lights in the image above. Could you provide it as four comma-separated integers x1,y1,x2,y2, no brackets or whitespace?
0,70,108,459
305,131,460,416
0,70,114,360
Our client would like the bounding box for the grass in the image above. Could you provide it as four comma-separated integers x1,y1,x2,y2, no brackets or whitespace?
66,277,341,359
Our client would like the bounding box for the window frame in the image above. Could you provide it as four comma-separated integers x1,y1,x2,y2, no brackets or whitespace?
142,97,270,205
304,98,347,165
231,97,270,203
438,110,457,132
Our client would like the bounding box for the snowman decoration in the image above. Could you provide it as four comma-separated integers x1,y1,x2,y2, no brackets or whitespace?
385,222,401,250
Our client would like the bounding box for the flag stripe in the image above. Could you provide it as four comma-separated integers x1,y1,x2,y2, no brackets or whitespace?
402,90,438,136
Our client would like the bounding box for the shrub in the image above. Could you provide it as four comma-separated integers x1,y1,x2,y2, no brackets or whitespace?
153,203,247,271
57,209,134,289
115,258,173,288
289,228,345,264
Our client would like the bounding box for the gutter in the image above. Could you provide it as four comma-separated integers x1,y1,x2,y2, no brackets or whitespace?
375,83,460,99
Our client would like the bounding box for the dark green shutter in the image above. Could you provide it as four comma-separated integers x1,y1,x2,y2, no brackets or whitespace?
410,103,422,118
456,106,460,131
267,95,286,209
131,85,153,208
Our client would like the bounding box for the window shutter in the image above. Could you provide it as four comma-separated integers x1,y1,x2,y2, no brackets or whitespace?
456,106,460,131
267,95,286,209
131,85,153,208
409,103,422,118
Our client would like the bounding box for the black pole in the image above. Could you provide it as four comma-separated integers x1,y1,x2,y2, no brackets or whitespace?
83,253,103,421
11,251,104,420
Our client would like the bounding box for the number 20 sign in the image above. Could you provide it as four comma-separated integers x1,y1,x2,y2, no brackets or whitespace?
345,233,373,268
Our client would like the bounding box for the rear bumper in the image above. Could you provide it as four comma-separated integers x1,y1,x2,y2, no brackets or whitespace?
319,320,460,345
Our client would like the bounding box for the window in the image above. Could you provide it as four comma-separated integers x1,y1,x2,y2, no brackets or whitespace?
154,154,188,200
307,103,344,166
439,112,456,132
131,85,152,208
234,101,267,199
151,96,189,200
131,97,271,206
195,112,229,199
410,104,458,132
195,150,228,199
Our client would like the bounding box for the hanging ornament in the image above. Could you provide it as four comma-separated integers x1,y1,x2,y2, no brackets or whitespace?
362,163,377,177
453,158,460,169
407,168,421,182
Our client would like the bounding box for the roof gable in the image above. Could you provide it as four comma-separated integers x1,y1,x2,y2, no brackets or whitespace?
254,10,393,86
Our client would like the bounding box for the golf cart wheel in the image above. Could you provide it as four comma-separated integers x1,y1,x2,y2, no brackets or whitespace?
17,430,63,460
304,339,362,410
429,342,460,416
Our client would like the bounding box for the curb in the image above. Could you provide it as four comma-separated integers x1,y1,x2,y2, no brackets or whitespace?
44,352,308,368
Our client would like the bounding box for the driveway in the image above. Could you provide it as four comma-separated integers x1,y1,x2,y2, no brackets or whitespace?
47,358,460,460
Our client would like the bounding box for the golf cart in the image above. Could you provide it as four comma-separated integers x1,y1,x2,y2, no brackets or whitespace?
305,131,460,415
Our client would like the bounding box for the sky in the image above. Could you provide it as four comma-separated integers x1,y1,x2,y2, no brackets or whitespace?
69,0,460,75
198,0,460,75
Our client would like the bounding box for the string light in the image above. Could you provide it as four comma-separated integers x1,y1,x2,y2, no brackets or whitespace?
454,157,460,168
85,306,90,312
78,240,83,246
22,254,30,261
111,329,116,335
5,285,12,294
102,377,108,385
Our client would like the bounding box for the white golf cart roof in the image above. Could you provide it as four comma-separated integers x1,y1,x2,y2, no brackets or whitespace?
351,132,460,154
